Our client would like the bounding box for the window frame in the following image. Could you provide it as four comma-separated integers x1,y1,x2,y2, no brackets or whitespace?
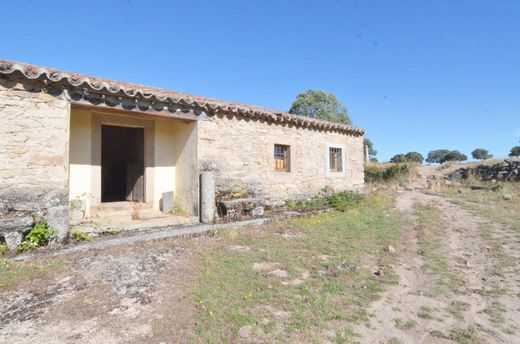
325,143,347,177
329,147,343,173
274,144,291,173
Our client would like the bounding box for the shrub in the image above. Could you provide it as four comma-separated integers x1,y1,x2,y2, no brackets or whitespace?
17,222,56,253
72,231,92,242
285,191,364,212
0,243,7,256
365,163,411,183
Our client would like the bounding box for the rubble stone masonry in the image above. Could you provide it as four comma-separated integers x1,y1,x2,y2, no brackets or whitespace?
0,78,70,248
198,114,364,206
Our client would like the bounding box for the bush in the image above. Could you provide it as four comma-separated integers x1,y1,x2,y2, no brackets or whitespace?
365,163,411,183
0,243,7,256
17,222,56,253
72,231,92,242
285,191,364,212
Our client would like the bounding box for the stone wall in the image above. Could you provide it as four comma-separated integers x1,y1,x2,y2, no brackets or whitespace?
198,114,364,207
449,159,520,182
0,77,70,249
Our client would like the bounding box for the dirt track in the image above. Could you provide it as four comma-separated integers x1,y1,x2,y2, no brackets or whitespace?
355,166,520,343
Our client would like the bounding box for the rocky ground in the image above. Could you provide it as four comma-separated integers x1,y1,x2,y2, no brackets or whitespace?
1,165,519,343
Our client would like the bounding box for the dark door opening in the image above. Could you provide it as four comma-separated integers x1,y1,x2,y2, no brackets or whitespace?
101,125,145,203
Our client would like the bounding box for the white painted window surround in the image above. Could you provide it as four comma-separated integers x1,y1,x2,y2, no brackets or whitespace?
325,143,347,178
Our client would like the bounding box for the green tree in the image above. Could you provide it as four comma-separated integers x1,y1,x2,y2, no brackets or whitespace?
442,150,468,162
426,149,450,164
289,90,352,124
364,138,377,159
390,154,407,163
405,151,424,164
510,146,520,157
471,148,492,160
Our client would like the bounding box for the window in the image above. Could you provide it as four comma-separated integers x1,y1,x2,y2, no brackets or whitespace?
274,144,290,172
329,147,343,172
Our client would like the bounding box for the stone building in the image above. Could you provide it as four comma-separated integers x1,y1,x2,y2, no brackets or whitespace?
0,60,365,248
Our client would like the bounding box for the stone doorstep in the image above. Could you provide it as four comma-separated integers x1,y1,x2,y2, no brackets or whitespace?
70,215,199,237
13,207,334,261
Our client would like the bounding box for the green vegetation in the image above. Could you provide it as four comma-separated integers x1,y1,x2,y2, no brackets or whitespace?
390,152,424,164
415,204,463,295
17,222,57,253
289,89,352,124
364,163,413,184
284,190,364,212
471,148,492,160
195,193,402,342
72,231,92,242
510,146,520,157
417,305,434,319
0,257,64,289
364,138,377,161
395,318,417,330
0,243,7,256
426,150,467,164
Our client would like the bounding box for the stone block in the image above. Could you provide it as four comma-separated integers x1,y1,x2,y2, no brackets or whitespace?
162,191,174,213
45,205,69,243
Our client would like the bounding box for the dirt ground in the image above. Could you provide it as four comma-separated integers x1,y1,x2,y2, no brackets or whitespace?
354,166,520,343
1,165,519,343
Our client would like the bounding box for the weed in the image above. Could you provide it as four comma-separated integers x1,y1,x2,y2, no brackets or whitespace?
415,204,463,295
195,192,402,342
17,222,57,253
448,300,469,319
0,243,7,256
418,305,434,319
72,231,92,242
395,318,416,330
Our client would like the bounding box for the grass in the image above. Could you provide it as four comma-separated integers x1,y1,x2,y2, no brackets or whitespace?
415,203,463,296
0,257,65,289
394,318,416,330
194,192,402,343
417,305,434,319
447,300,470,320
430,327,482,344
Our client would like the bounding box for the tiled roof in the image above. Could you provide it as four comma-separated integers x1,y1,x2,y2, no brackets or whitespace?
0,60,365,135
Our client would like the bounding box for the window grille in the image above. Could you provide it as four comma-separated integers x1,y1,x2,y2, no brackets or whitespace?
274,144,290,172
329,147,343,172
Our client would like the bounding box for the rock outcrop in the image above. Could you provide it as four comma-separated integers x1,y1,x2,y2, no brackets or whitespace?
449,160,520,182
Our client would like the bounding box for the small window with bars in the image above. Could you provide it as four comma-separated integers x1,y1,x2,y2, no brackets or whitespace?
329,147,343,172
274,144,290,172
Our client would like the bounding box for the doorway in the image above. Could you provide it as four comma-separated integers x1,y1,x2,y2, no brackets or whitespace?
101,125,145,203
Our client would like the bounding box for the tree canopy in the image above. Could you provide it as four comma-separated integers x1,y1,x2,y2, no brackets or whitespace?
426,149,467,164
289,90,352,124
389,152,424,164
405,152,424,163
471,148,492,160
510,146,520,157
389,154,407,163
364,138,377,159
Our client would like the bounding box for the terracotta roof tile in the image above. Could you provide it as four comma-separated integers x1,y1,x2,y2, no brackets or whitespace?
0,60,365,135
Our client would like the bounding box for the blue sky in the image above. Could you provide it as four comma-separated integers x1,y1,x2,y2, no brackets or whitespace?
2,0,519,161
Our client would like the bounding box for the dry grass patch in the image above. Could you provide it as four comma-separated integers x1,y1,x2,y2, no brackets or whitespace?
415,203,464,296
194,193,402,343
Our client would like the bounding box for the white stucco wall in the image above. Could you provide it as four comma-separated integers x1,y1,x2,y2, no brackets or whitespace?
69,109,93,215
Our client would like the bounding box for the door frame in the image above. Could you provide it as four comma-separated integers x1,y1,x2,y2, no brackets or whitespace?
91,113,155,206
